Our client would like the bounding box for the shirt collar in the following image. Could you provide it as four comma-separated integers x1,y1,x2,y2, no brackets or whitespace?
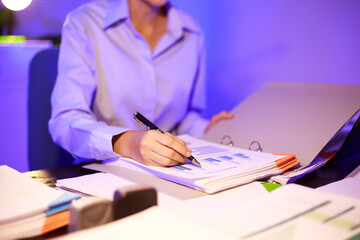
167,6,202,38
103,0,129,29
103,0,202,35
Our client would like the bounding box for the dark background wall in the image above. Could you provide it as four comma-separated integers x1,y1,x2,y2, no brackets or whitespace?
11,0,360,116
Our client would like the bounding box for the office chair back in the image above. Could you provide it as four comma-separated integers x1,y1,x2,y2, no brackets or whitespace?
28,48,74,170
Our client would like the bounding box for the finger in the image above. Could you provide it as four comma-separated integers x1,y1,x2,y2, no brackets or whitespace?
151,139,188,164
140,131,188,164
205,111,234,133
136,149,179,167
164,132,190,151
223,111,234,119
212,111,233,123
157,133,191,158
146,150,182,167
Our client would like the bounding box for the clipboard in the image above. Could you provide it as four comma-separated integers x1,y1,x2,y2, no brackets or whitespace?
203,82,360,167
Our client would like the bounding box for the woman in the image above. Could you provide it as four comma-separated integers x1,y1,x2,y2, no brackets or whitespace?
49,0,233,167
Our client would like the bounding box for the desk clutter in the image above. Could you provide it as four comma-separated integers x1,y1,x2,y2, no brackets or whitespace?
1,164,360,239
50,174,360,239
0,165,157,240
0,165,80,239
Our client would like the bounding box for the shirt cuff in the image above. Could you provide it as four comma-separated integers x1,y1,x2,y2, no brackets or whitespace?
89,125,130,159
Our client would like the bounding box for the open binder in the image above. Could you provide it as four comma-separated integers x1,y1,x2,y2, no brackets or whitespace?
203,82,360,184
87,135,298,194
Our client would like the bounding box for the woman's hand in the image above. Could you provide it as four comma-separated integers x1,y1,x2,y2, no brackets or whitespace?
113,130,191,167
205,110,234,133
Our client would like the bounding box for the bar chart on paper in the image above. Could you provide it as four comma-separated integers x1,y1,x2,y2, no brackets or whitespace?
164,140,286,179
170,146,261,176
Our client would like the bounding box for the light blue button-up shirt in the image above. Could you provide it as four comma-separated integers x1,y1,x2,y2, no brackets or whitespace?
49,0,209,160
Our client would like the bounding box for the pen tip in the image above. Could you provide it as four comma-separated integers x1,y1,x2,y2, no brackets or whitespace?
188,156,201,167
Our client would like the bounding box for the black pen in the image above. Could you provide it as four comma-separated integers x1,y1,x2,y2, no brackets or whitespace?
133,112,201,167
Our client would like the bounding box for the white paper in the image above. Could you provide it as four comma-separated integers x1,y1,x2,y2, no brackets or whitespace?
0,165,79,240
54,207,235,240
0,165,74,223
166,181,269,221
185,184,360,239
54,177,360,240
57,172,135,201
56,172,182,210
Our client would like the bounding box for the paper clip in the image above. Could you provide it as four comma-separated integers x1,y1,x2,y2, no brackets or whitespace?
249,140,262,152
220,135,233,147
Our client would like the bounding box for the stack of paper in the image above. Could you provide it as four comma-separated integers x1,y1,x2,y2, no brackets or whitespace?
0,165,81,240
172,184,360,240
88,135,298,194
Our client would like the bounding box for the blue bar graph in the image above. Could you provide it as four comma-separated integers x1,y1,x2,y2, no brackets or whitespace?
218,155,241,164
203,158,221,165
171,165,195,175
173,165,193,171
233,153,251,160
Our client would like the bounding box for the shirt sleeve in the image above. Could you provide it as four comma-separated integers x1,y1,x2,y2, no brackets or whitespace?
176,33,209,137
48,13,127,160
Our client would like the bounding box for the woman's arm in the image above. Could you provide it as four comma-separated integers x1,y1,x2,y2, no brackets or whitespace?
49,12,127,160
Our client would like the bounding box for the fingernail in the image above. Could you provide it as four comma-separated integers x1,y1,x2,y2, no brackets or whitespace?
186,150,191,157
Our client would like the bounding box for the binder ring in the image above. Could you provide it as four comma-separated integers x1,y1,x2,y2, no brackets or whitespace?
249,140,262,152
220,135,233,147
